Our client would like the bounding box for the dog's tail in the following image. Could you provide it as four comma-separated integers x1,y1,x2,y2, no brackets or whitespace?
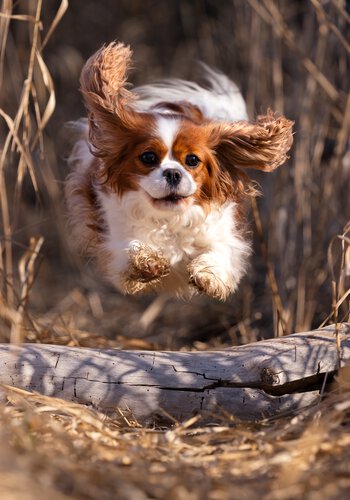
134,63,248,123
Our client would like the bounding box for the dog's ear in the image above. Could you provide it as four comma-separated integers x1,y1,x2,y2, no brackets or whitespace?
207,112,294,172
79,42,142,156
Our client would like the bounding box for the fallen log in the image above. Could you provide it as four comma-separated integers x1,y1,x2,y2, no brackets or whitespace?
0,324,349,423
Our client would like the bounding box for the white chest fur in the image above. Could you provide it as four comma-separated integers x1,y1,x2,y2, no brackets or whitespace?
99,190,234,262
97,189,250,298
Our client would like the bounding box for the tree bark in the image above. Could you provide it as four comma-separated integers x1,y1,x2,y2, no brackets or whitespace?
0,324,349,423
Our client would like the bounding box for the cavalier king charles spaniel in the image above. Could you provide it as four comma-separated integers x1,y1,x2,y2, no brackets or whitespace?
65,42,293,300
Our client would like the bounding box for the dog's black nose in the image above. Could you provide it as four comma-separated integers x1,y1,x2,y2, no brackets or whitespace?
163,168,182,187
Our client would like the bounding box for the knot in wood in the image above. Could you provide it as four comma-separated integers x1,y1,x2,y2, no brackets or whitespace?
260,367,280,386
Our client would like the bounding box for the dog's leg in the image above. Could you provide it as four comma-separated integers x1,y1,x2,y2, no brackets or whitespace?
122,242,170,294
188,245,248,301
188,258,232,301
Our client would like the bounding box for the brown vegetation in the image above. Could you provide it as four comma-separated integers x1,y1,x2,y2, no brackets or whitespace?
0,0,349,498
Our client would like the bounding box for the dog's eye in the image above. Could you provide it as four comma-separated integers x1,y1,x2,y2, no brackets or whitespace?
140,151,159,166
185,154,201,168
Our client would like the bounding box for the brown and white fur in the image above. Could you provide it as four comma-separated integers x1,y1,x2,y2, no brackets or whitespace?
65,42,293,300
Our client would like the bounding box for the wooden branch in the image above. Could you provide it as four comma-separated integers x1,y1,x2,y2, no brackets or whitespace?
0,324,349,422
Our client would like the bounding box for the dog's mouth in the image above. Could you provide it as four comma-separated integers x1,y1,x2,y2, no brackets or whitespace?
161,194,186,202
149,193,192,210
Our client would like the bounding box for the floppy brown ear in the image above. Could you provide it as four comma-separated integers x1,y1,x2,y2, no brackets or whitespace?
208,111,294,172
79,42,142,156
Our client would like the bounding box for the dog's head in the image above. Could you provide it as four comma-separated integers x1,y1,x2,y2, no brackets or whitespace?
80,42,293,212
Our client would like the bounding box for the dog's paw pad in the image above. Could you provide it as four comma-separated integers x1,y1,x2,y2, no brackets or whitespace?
128,244,170,282
137,256,170,282
188,266,230,301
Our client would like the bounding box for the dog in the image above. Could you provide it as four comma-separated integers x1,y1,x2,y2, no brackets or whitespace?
65,42,293,300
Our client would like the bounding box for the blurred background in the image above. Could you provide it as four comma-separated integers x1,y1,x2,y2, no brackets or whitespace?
0,0,349,350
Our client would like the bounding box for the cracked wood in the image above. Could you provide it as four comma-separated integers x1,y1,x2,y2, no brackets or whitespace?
0,324,349,422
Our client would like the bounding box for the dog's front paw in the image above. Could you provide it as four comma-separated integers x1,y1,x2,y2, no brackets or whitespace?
188,261,231,301
125,243,170,291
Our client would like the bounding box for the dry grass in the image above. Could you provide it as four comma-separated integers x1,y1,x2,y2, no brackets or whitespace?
1,371,350,499
0,0,350,498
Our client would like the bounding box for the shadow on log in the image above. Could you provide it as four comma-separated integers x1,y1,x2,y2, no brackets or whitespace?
0,324,349,423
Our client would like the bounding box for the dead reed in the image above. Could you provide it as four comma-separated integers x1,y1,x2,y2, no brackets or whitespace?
0,0,68,342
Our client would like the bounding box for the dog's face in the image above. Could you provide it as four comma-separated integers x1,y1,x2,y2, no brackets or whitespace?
136,124,202,212
79,43,294,213
105,114,234,212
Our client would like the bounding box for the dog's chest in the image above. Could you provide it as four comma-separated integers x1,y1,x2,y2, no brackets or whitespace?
99,191,235,265
132,216,209,264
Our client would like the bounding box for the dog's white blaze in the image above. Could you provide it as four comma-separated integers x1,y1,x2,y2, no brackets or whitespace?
156,116,180,153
